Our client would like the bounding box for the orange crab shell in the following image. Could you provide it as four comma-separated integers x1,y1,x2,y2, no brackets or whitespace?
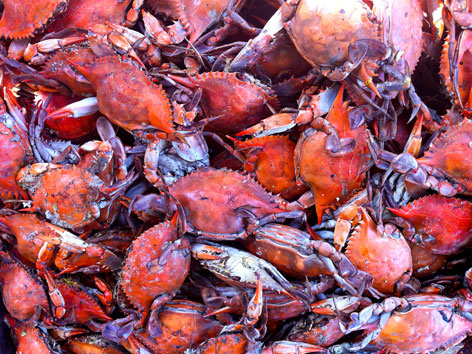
196,333,248,354
233,134,308,200
169,169,288,235
288,316,345,347
0,257,48,321
295,85,370,222
172,72,279,135
389,194,472,255
147,0,235,43
57,278,111,325
17,164,106,229
41,47,97,97
345,208,412,294
372,295,472,353
65,335,126,354
71,55,174,134
7,316,58,354
47,0,131,32
0,115,31,200
283,0,380,68
0,0,67,39
0,213,54,266
120,216,190,314
418,119,472,193
132,300,223,353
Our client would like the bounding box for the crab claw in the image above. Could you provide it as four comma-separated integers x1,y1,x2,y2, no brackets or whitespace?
39,224,122,273
46,97,99,120
310,296,364,316
245,274,264,326
44,270,66,319
236,113,298,137
261,341,327,354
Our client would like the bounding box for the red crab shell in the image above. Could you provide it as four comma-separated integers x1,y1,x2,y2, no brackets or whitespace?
372,295,472,353
417,119,472,194
231,134,308,200
171,72,279,135
282,0,380,69
47,0,131,32
0,114,31,200
131,300,223,353
71,55,174,134
0,255,48,321
440,30,472,116
0,0,67,39
120,216,190,316
7,316,59,354
408,241,447,278
345,208,412,294
288,316,345,347
389,194,472,255
373,0,423,72
17,164,106,229
41,46,97,97
244,224,332,278
295,84,370,222
169,169,289,235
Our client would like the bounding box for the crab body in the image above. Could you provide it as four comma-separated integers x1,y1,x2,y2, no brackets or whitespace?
0,213,55,267
440,30,472,116
338,207,412,294
128,300,223,354
71,55,174,135
41,46,97,96
0,254,48,321
0,105,32,200
57,277,112,325
0,0,67,39
418,119,472,195
48,0,132,32
120,215,190,321
17,163,107,229
282,0,384,82
389,194,472,254
370,118,472,197
288,314,346,347
6,316,61,354
193,332,248,354
167,169,300,239
65,335,126,354
244,223,373,294
170,72,278,135
231,134,307,199
373,0,423,72
295,85,370,222
353,294,472,353
408,241,447,278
